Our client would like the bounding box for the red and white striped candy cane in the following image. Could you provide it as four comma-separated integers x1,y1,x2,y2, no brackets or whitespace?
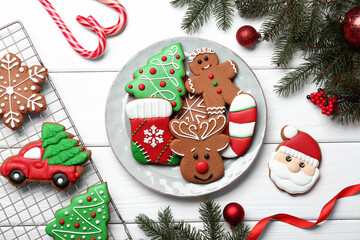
77,0,127,36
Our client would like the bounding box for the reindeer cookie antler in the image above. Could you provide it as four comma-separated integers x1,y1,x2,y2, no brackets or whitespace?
169,115,229,184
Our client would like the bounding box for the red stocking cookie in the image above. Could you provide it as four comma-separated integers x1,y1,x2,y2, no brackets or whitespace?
125,98,181,165
269,125,321,195
169,115,229,184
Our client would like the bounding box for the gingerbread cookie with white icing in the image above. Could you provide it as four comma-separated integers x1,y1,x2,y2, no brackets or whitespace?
174,93,208,124
0,53,47,130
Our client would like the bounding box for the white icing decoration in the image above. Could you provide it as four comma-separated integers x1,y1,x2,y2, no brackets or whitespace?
24,87,28,91
202,64,211,70
170,120,200,140
17,88,21,91
98,237,101,240
19,67,24,72
79,200,83,204
4,97,7,100
53,224,57,228
0,76,3,79
94,198,98,202
65,211,69,215
71,235,74,239
70,218,73,221
99,190,104,195
31,86,36,90
176,94,207,124
96,220,100,224
229,94,256,112
23,147,41,159
67,224,70,228
83,227,87,230
282,125,298,139
278,146,319,168
13,80,16,83
228,60,237,74
191,148,196,152
103,216,106,219
188,47,215,63
200,115,226,140
125,98,172,119
83,211,87,214
97,208,102,213
16,74,19,78
205,148,210,151
77,218,79,220
0,103,4,107
143,125,164,148
13,96,16,99
16,101,20,104
188,78,195,93
228,122,255,138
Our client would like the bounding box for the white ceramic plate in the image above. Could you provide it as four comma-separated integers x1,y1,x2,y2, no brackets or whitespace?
106,37,267,197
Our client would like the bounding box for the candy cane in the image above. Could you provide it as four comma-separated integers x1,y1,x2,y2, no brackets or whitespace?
39,0,127,59
77,0,127,36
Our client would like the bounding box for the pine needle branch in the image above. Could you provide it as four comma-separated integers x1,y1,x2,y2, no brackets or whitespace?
181,0,214,34
170,0,194,8
199,199,225,240
224,224,251,240
135,214,167,240
213,0,234,31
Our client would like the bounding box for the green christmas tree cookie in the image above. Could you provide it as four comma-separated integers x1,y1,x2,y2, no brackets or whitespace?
125,42,187,112
41,123,90,166
45,183,111,240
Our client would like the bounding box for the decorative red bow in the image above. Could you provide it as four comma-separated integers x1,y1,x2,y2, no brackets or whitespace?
247,184,360,240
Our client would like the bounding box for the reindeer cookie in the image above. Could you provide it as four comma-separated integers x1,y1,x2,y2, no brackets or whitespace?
169,115,229,184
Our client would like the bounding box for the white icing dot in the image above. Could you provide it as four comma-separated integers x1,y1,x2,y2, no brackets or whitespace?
99,190,104,194
1,103,5,107
20,106,25,111
13,80,16,83
61,227,63,229
13,96,16,99
94,198,98,202
4,97,7,101
4,81,7,84
71,214,73,216
53,224,57,228
83,236,86,239
0,109,2,114
96,220,100,224
83,227,86,230
71,235,75,239
97,208,102,213
31,86,36,90
77,218,79,221
70,218,73,221
83,211,87,214
103,216,106,219
0,89,2,93
67,224,70,228
16,74,19,78
91,193,94,195
24,87,28,91
64,235,67,238
17,88,21,91
16,101,20,104
19,67,24,72
0,76,3,79
65,211,69,215
79,200,83,204
98,237,101,240
88,218,91,220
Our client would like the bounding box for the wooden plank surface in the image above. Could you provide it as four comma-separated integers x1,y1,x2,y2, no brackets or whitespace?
0,0,359,239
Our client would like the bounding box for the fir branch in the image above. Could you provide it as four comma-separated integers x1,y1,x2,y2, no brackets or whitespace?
213,0,235,31
135,214,168,240
176,221,203,240
170,0,194,8
157,207,178,239
274,62,319,96
181,0,214,34
199,199,225,240
224,224,251,240
236,0,287,18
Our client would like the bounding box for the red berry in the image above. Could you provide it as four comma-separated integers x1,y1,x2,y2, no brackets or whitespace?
325,106,329,110
316,100,320,105
91,212,96,218
322,110,326,114
329,108,334,113
315,96,319,100
74,223,80,228
319,104,323,108
311,99,316,103
87,196,92,201
332,99,336,103
59,219,65,225
326,111,331,116
310,93,315,98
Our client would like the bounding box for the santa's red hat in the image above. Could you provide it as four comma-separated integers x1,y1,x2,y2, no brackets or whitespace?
277,125,321,168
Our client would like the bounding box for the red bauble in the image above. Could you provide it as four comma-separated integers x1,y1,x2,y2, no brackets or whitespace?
223,202,245,227
342,6,360,48
236,25,259,47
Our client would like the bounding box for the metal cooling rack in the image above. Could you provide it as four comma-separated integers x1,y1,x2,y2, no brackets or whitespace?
0,21,132,239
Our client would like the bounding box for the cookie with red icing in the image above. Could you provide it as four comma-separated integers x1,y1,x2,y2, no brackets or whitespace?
0,53,47,130
269,125,321,195
0,122,90,190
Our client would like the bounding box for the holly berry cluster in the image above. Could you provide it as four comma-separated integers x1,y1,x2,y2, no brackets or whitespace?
306,89,338,116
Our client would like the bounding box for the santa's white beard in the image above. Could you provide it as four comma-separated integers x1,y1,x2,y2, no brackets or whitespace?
269,152,320,194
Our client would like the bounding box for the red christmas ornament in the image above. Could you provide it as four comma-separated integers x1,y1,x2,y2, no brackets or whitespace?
342,6,360,48
223,202,245,227
236,25,260,47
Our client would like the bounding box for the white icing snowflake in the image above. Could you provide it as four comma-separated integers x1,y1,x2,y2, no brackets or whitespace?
0,53,47,129
143,125,164,148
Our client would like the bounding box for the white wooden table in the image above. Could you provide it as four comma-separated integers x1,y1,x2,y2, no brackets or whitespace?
1,0,360,239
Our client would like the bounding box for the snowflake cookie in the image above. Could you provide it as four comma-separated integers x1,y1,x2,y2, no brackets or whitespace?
0,53,47,130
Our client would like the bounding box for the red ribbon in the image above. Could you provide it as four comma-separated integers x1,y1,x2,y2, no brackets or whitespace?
247,184,360,240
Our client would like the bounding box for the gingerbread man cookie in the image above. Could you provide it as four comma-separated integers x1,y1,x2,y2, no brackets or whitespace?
185,48,240,114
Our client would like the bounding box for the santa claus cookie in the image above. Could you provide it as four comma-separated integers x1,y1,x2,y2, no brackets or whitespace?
185,48,257,158
0,53,47,130
269,125,321,195
125,98,181,165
